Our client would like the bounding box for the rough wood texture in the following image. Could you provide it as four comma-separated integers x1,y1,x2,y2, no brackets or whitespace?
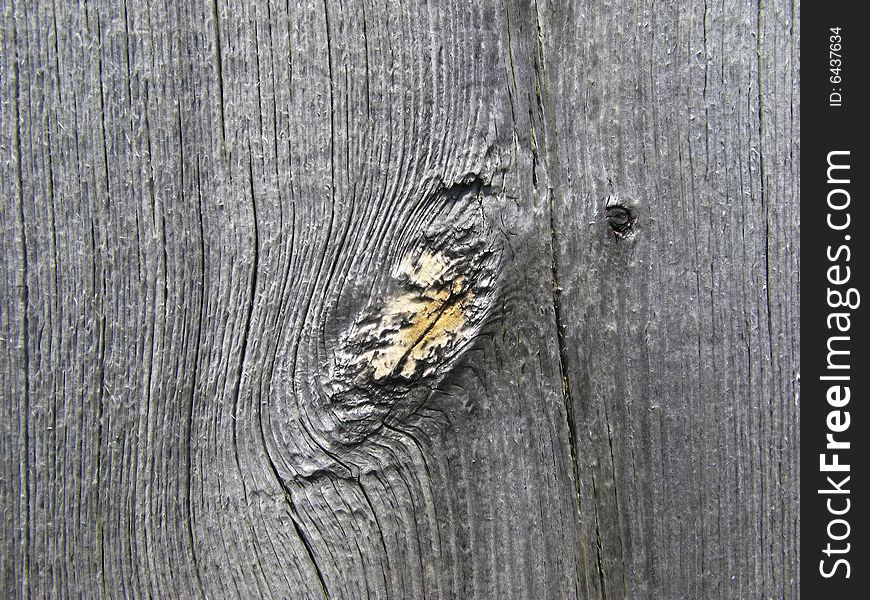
1,0,799,598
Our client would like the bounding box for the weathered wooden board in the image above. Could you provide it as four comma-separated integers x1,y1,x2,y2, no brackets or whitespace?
1,0,799,598
538,0,800,597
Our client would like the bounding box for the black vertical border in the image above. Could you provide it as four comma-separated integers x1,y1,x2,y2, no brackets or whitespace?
801,4,869,596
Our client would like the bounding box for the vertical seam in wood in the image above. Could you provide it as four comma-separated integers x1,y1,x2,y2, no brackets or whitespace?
211,0,227,145
94,221,108,599
588,472,609,600
546,190,596,587
230,151,260,482
185,137,207,599
755,2,773,597
11,13,31,595
88,13,113,591
323,0,336,202
531,2,592,594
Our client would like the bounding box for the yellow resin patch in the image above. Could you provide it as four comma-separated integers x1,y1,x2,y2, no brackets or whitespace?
364,251,474,379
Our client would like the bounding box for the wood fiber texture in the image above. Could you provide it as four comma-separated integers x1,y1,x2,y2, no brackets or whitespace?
1,0,799,598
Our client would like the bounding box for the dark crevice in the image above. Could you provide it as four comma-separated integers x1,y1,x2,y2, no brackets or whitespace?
267,457,331,600
97,276,108,596
222,152,261,596
354,479,393,595
85,8,116,589
94,14,112,211
230,151,261,480
90,18,112,593
590,473,609,600
261,430,332,600
529,7,589,598
287,506,332,600
185,155,207,596
322,0,336,204
211,0,227,144
756,5,774,597
288,0,339,475
756,2,774,371
237,152,261,374
546,191,585,532
11,15,32,593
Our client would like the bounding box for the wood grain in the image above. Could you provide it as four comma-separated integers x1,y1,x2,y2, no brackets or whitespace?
1,0,799,598
538,0,800,597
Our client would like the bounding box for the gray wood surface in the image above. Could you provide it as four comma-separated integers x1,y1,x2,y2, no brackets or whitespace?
1,0,799,598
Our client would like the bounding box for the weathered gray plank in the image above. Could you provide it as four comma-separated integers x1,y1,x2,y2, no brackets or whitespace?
538,0,800,597
1,0,799,598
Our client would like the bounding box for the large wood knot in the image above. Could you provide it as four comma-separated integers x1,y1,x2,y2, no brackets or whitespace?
324,180,502,446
